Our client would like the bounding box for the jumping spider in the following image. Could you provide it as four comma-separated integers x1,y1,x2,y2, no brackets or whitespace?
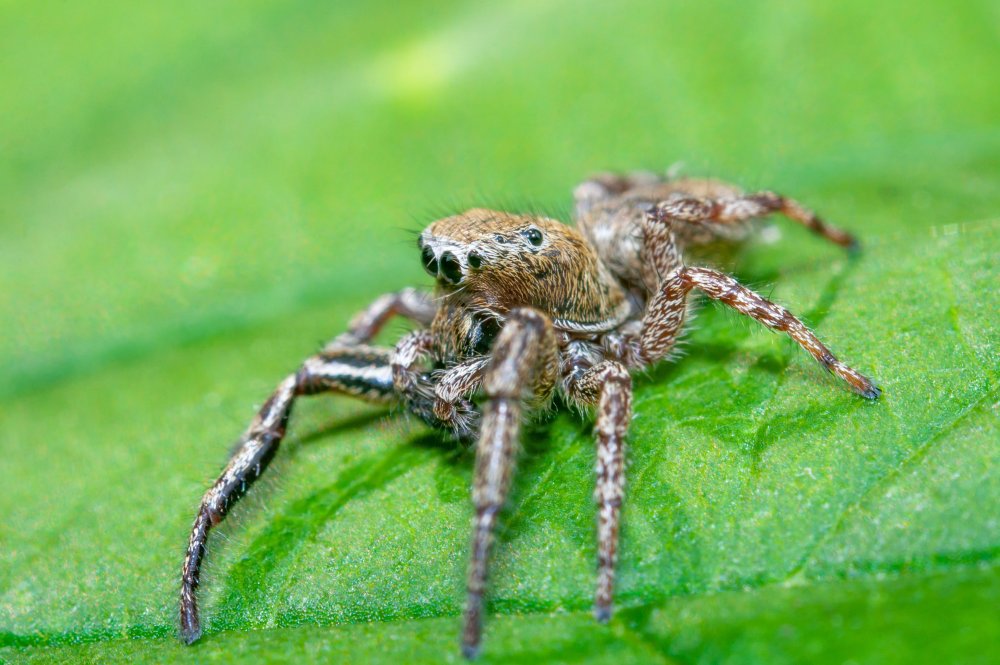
179,170,880,657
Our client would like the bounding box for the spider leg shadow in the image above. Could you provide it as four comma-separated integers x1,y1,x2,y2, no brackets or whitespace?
282,410,388,456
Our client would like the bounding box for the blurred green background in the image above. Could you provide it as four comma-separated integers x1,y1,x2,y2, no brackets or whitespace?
1,0,998,663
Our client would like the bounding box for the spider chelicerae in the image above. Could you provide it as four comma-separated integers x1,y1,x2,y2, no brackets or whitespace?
179,170,880,658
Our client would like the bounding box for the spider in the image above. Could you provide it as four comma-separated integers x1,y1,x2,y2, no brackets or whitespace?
179,170,880,658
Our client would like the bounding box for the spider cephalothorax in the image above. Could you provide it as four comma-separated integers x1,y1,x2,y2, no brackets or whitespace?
421,209,632,333
179,169,880,658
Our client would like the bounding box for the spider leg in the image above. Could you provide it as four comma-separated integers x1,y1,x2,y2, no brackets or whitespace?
639,204,880,398
575,174,857,293
179,345,441,644
655,190,858,250
566,361,633,622
462,308,559,659
577,170,857,250
326,287,436,349
573,170,663,216
663,267,880,397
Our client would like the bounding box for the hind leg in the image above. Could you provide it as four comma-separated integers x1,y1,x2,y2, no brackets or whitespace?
325,288,437,349
573,170,857,297
573,170,665,216
577,170,857,249
637,205,879,397
651,186,859,249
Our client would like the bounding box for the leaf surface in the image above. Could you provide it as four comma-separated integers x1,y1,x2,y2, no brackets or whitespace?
1,0,998,663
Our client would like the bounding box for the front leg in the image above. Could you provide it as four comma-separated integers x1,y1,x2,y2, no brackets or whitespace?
180,345,408,643
462,309,559,659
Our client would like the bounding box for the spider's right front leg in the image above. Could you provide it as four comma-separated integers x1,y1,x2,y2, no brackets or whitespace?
180,344,413,643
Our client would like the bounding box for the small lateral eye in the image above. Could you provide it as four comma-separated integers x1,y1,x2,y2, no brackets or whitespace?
467,251,483,269
522,228,543,247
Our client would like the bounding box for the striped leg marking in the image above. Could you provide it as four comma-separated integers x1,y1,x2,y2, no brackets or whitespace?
181,346,406,643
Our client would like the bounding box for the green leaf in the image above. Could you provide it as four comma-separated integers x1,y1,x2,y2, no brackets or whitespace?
1,0,997,663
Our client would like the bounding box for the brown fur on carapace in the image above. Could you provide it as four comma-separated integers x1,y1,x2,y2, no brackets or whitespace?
421,209,632,356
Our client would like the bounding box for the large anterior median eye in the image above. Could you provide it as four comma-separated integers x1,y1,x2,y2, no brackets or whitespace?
439,252,462,284
421,246,438,276
522,227,543,246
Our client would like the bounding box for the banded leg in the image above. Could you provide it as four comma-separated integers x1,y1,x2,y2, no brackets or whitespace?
567,361,633,622
180,345,418,644
655,191,858,250
326,288,436,349
462,309,559,659
640,265,880,398
641,203,685,289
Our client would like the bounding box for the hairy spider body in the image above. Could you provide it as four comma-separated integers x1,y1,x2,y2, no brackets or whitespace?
179,170,880,658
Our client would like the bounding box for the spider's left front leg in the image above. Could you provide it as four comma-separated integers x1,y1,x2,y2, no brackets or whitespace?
461,308,559,659
565,361,633,622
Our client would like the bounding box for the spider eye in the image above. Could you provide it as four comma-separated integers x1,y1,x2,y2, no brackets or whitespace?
421,246,438,276
467,251,483,269
522,228,543,247
439,251,463,284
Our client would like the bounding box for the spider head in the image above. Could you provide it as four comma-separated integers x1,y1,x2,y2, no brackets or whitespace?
418,209,563,289
418,209,628,326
